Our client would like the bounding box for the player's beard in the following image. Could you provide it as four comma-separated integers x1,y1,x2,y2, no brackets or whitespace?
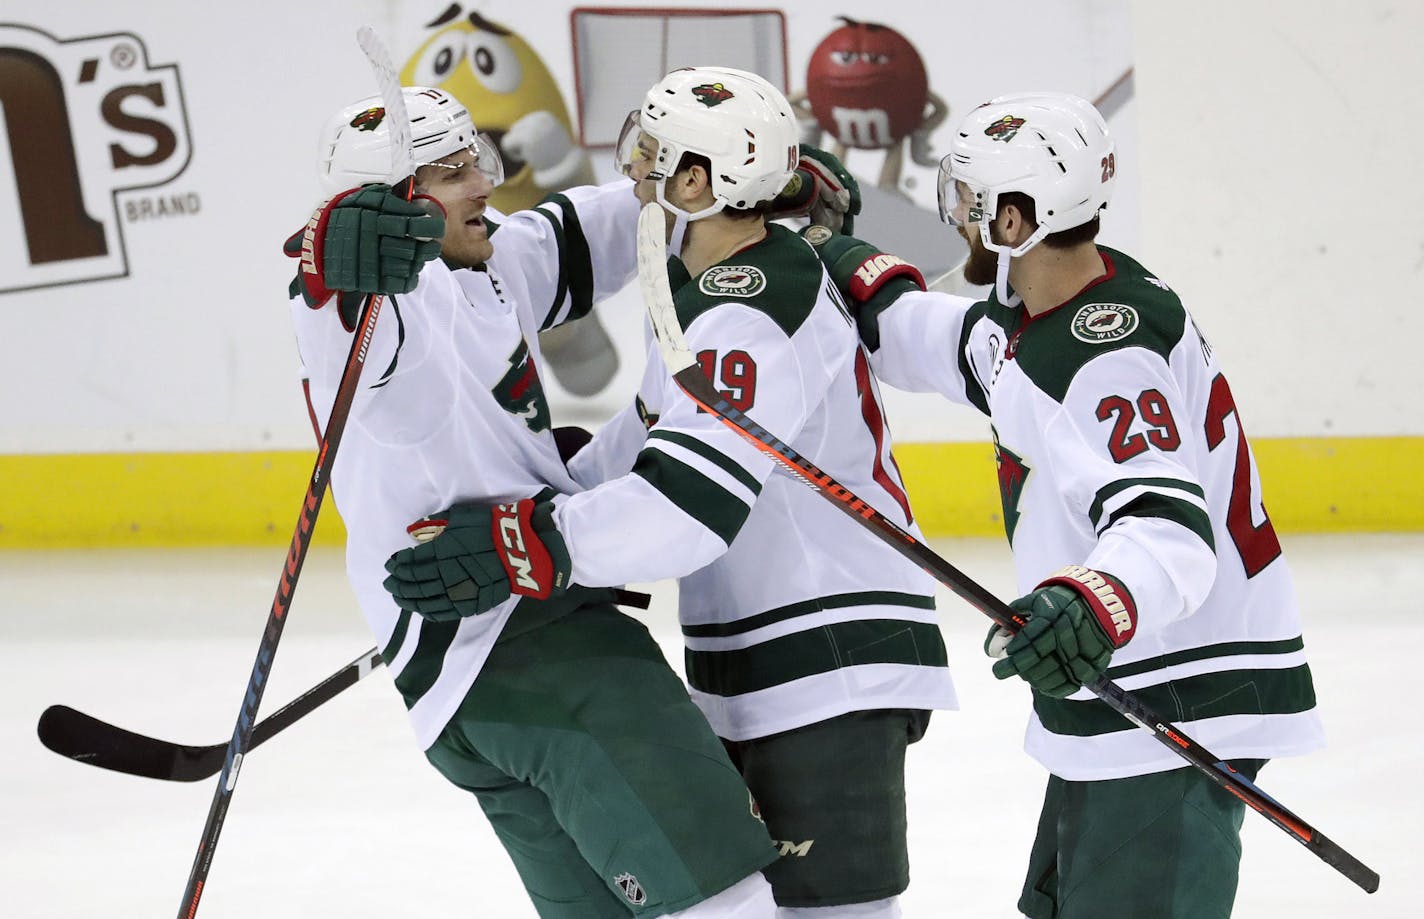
961,226,999,287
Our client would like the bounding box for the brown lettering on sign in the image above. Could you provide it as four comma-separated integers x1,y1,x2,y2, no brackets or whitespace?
102,82,178,168
0,47,107,263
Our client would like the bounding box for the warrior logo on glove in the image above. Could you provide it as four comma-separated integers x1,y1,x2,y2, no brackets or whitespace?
1042,565,1137,645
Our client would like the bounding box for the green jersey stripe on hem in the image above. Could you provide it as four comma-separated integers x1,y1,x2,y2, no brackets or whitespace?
683,590,935,638
685,619,947,697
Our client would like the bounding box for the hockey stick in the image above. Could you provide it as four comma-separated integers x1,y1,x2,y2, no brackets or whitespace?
174,28,414,919
635,203,1379,894
38,648,383,783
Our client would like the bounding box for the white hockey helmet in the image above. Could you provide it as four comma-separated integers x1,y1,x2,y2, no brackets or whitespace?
317,85,504,196
614,66,799,219
937,92,1114,256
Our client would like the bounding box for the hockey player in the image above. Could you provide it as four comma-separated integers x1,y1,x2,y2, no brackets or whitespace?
383,68,957,918
808,93,1325,918
288,85,779,917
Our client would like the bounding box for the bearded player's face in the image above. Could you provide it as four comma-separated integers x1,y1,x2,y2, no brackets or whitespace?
960,222,1000,287
948,180,999,287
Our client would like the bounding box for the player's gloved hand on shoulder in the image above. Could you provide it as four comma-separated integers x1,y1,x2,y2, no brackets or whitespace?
986,566,1138,698
383,496,571,622
772,145,861,234
801,229,925,351
284,183,446,331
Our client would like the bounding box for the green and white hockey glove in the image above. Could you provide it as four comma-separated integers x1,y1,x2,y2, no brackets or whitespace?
283,183,446,330
801,230,925,351
990,566,1138,698
383,497,571,622
772,145,861,233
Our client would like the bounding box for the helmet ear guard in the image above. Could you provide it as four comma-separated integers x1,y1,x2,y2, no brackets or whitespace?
318,86,505,196
937,92,1115,257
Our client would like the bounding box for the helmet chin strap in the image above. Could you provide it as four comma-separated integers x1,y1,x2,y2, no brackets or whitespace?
655,181,725,257
977,223,1023,308
995,248,1020,308
668,212,690,258
978,219,1051,309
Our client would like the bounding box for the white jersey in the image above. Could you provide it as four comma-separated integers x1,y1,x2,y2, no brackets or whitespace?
290,181,639,749
866,246,1323,779
562,223,957,741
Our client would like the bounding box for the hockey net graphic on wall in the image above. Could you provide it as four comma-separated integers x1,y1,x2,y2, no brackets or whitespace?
570,7,789,147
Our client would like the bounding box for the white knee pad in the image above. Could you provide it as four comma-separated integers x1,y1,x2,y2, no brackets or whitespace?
663,872,777,918
776,896,902,918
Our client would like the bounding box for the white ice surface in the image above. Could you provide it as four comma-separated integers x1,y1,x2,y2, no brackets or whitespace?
3,534,1417,917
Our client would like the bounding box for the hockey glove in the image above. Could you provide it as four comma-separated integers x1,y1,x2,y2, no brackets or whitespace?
802,230,926,351
772,145,861,234
284,184,446,331
990,566,1138,698
382,498,571,622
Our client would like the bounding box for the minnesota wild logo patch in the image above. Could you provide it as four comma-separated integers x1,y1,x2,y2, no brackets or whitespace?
349,107,385,131
1071,303,1139,344
993,432,1030,544
692,82,734,107
492,339,551,432
985,115,1026,143
699,265,767,298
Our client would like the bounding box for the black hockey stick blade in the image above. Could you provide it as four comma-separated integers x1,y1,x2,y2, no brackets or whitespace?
40,704,217,783
38,648,384,783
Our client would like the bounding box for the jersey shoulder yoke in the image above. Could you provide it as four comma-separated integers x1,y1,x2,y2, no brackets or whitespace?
673,224,824,338
1014,247,1188,402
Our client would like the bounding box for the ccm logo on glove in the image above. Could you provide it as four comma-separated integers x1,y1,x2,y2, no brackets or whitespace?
492,501,563,598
